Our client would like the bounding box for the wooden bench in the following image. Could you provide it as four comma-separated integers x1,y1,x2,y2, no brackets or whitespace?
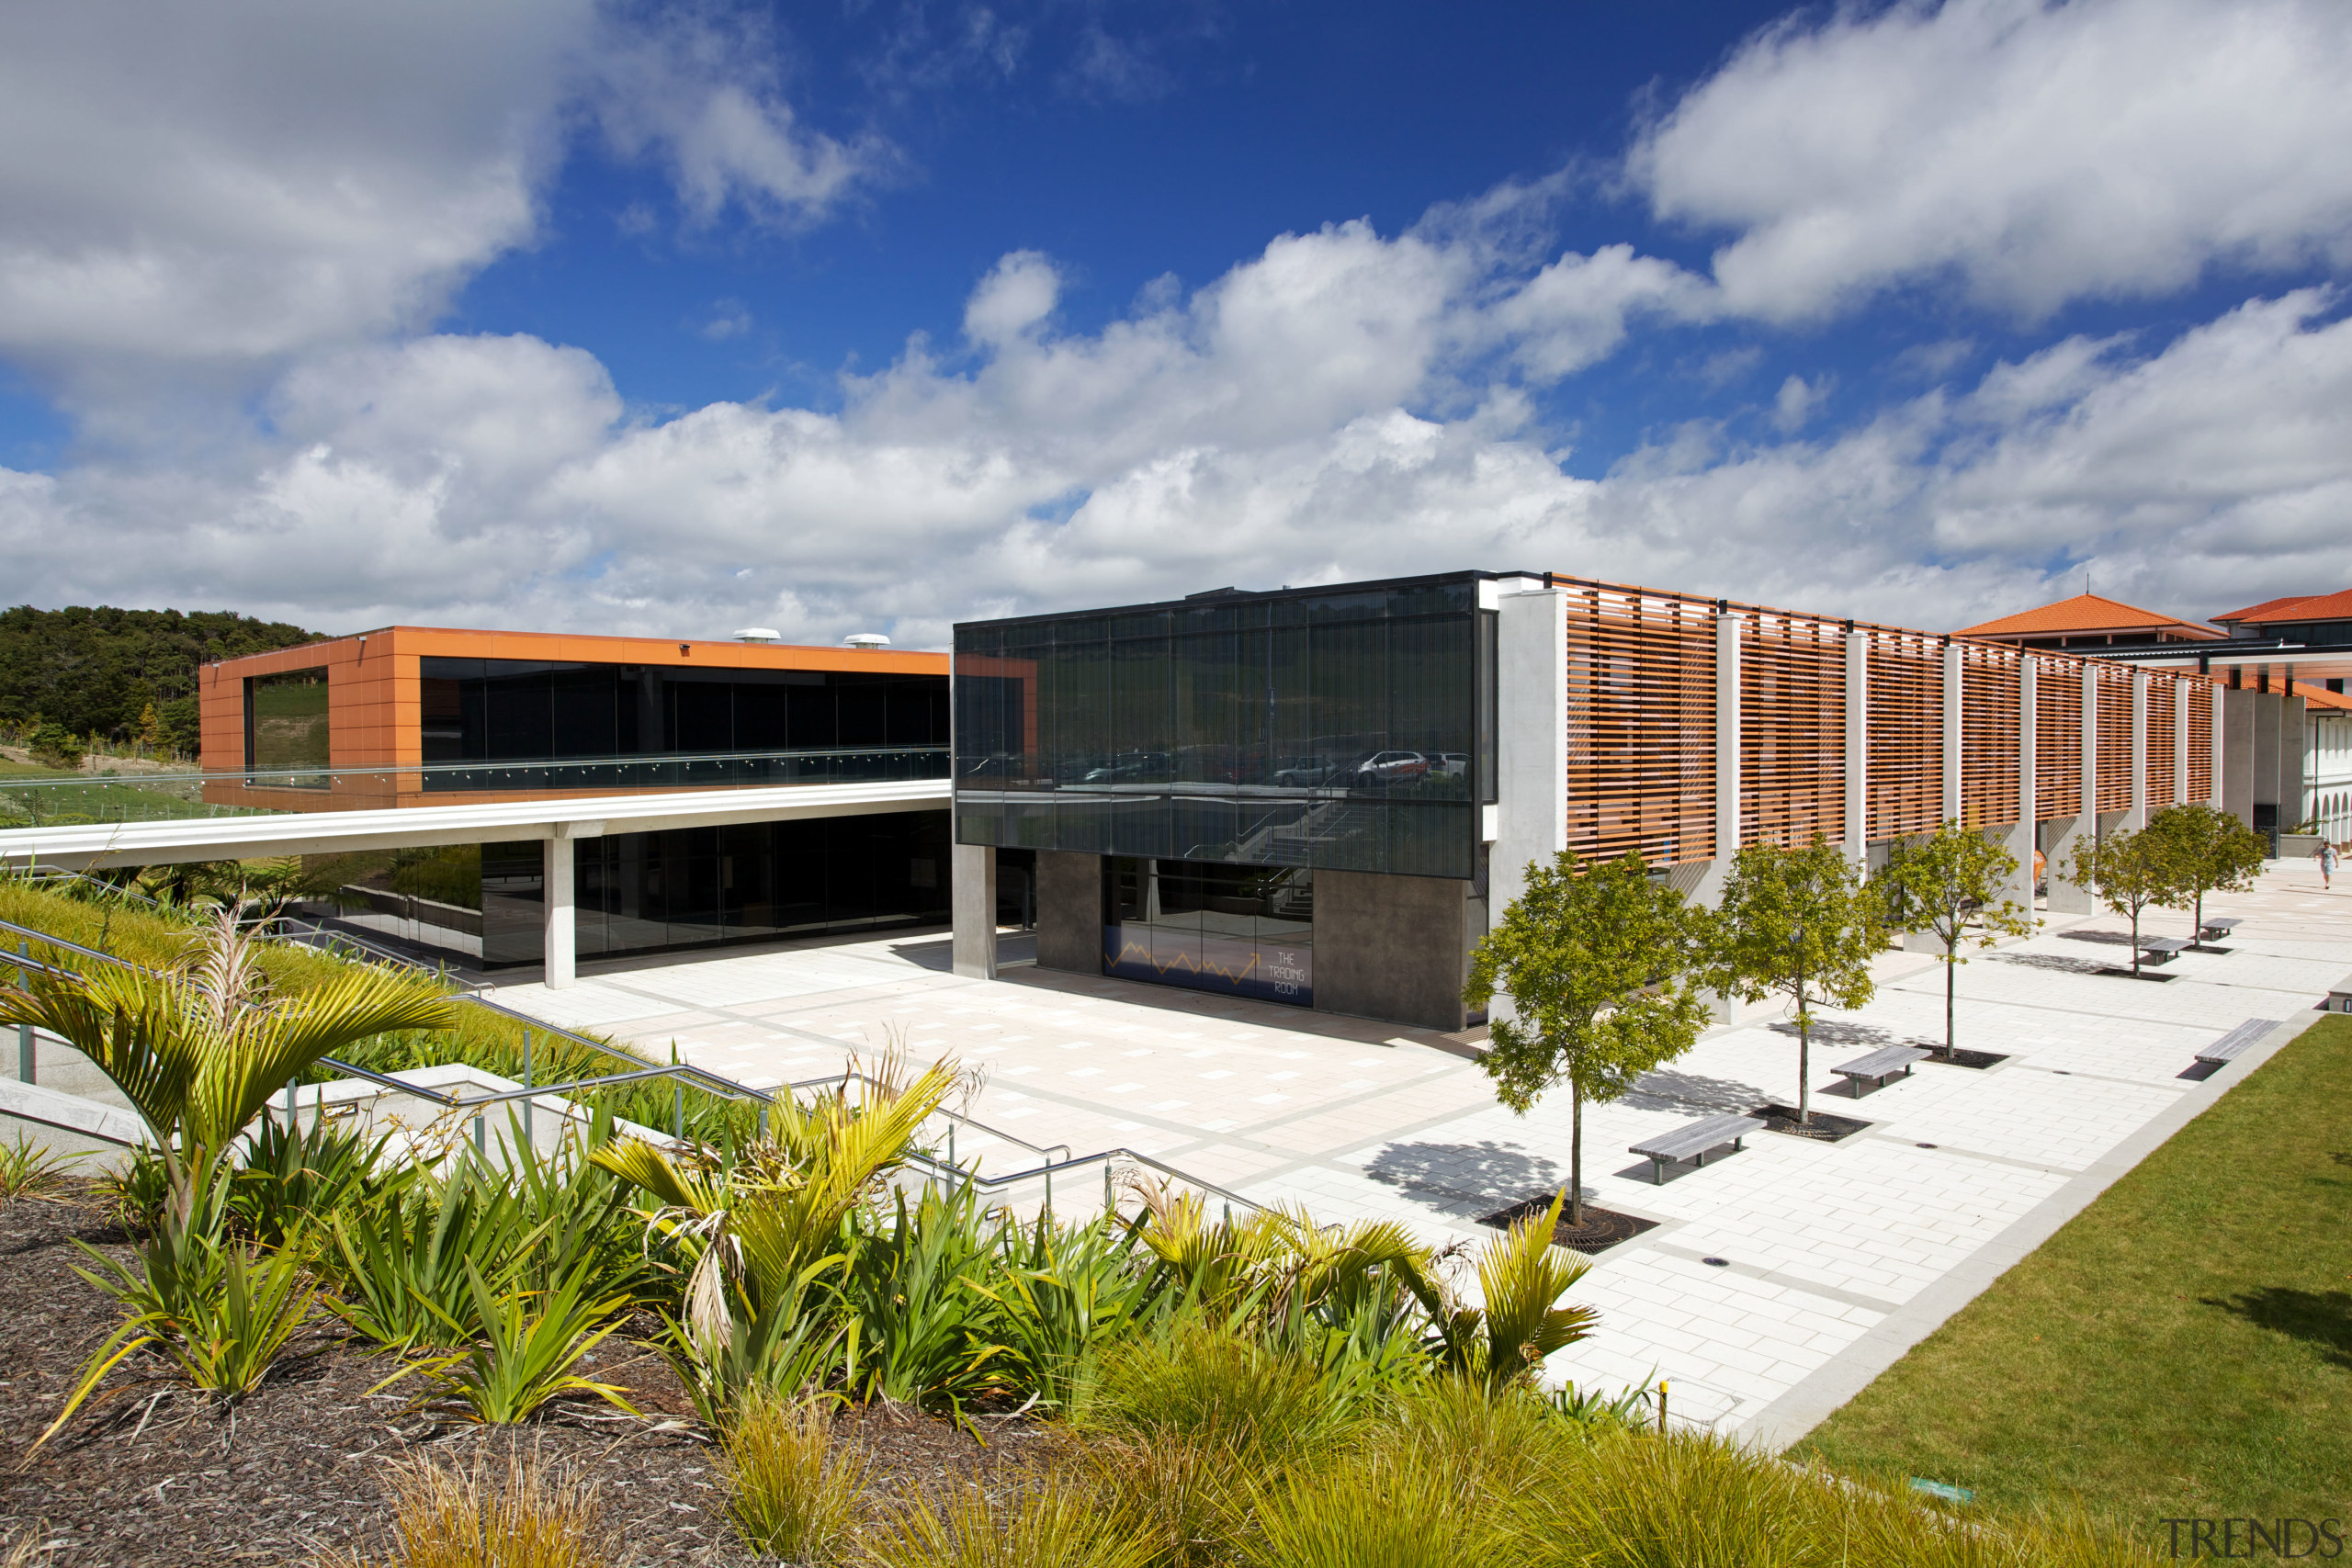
1630,1111,1766,1184
2195,1018,2282,1067
1832,1044,1931,1095
2198,916,2241,942
2139,936,2192,965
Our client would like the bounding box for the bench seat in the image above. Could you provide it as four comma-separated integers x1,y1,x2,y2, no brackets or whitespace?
2140,936,2192,964
1831,1044,1931,1092
2199,916,2241,942
2195,1018,2282,1066
1630,1111,1766,1184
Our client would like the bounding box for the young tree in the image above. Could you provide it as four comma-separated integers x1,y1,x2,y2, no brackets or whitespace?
1699,837,1884,1126
2067,827,2167,975
1464,850,1711,1227
2140,804,2267,946
1879,821,2033,1060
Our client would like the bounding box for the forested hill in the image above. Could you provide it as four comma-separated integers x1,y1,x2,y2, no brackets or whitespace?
0,604,324,756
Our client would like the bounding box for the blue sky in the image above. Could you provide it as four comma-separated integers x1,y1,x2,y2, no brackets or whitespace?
2,0,2348,646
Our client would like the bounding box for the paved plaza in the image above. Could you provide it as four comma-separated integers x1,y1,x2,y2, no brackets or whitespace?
488,863,2352,1444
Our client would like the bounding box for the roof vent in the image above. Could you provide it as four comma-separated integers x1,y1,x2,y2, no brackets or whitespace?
732,627,781,643
844,632,891,649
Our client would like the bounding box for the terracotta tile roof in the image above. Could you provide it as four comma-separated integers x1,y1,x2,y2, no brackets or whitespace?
2220,588,2352,627
1954,592,2222,640
2300,680,2352,712
2211,593,2323,624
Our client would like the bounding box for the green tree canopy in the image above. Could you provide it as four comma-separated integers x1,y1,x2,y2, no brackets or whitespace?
1464,849,1710,1226
2066,827,2169,975
1699,837,1884,1126
0,604,322,757
2140,804,2267,946
1880,821,2032,1059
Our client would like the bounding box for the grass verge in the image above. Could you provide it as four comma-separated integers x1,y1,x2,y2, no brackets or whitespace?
1794,1013,2352,1527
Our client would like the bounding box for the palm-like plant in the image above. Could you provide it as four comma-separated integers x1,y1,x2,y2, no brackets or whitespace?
0,905,458,1224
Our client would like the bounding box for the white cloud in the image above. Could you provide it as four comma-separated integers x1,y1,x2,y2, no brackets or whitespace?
590,10,888,229
1634,0,2352,319
0,0,587,381
963,253,1063,346
1770,374,1829,434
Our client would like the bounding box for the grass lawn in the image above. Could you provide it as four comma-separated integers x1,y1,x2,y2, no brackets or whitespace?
1796,1013,2352,1528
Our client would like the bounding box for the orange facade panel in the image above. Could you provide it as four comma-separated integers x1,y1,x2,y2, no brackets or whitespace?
1741,613,1844,850
2035,657,2084,819
1866,631,1941,840
2186,680,2215,803
1960,643,2021,829
2094,665,2134,813
2144,677,2177,809
1563,585,1715,866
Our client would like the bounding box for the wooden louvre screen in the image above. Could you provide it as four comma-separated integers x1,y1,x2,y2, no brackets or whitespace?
2036,658,2084,818
2094,665,2134,812
2144,677,2177,809
2186,679,2215,802
1960,643,2021,829
1741,613,1846,849
1866,631,1942,840
1563,585,1716,865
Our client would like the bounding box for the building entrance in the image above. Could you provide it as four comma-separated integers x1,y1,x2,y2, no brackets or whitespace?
1102,857,1313,1006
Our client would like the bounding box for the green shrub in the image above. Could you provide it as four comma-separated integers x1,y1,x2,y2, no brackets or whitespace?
865,1474,1155,1568
1084,1319,1357,1468
388,1258,638,1425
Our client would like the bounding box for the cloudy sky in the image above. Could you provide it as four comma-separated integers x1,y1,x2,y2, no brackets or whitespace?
3,0,2348,648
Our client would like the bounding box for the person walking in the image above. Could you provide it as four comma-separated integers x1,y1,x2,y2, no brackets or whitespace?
2320,838,2338,891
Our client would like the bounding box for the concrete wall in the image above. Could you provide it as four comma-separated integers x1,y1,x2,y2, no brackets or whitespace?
2222,687,2256,828
1310,868,1468,1032
1034,849,1102,975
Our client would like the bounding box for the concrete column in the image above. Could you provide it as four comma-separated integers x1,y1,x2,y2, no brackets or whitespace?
1941,642,1963,827
2283,680,2308,831
1033,850,1102,974
2222,687,2256,826
1843,629,1868,866
950,841,998,979
2007,657,2038,916
1492,589,1568,919
1690,612,1742,908
543,835,575,989
2175,682,2190,807
2129,671,2149,829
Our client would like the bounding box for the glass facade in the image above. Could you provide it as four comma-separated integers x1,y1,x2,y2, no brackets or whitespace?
954,575,1491,879
420,658,948,773
478,810,952,967
1103,858,1313,1006
245,668,331,783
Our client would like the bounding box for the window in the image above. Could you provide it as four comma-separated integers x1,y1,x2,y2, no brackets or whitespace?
1102,857,1313,1005
954,575,1483,878
244,668,330,781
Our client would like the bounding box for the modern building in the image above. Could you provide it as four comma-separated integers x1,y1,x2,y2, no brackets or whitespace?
1955,592,2223,652
948,571,2228,1032
2301,682,2352,843
198,626,954,971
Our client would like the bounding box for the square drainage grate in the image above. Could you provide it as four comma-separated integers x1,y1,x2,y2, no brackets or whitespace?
1477,1195,1659,1255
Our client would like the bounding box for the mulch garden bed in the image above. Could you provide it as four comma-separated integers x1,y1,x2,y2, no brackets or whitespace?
1755,1104,1872,1143
0,1183,1057,1567
1478,1195,1657,1255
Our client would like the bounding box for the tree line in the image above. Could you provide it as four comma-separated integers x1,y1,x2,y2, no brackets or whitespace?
1468,804,2269,1227
0,604,323,761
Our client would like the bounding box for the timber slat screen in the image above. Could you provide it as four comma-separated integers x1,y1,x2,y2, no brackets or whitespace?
1960,643,2022,829
2187,682,2215,803
1866,630,1943,841
2094,666,2134,813
1741,613,1845,849
1562,585,1715,865
2145,677,2177,809
2036,657,2085,818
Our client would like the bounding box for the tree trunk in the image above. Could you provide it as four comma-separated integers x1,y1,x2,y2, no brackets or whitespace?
1569,1088,1584,1227
1945,943,1957,1060
1796,1002,1811,1125
2131,904,2142,975
2194,887,2205,949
